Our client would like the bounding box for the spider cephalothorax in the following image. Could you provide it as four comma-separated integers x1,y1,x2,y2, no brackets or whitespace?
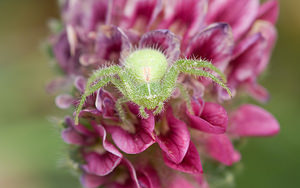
75,48,231,124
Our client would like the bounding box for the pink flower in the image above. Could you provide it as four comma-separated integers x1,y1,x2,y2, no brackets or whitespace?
48,0,280,187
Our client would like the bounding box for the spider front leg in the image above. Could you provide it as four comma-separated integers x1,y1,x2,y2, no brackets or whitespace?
153,102,164,115
75,77,112,124
139,106,149,119
176,59,227,82
176,83,193,114
178,66,232,96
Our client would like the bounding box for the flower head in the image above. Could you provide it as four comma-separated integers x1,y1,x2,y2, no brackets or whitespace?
48,0,280,187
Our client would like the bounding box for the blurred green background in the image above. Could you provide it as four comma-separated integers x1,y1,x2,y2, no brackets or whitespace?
0,0,299,187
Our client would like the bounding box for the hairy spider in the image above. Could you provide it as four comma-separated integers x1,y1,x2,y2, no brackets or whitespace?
75,48,231,124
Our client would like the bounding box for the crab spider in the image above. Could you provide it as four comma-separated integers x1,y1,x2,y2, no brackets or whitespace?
75,49,231,124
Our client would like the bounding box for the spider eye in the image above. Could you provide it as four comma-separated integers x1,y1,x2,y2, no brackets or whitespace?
125,49,168,83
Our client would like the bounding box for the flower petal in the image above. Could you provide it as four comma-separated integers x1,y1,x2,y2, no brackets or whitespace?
169,175,196,188
163,141,203,174
55,94,74,109
185,23,234,71
107,105,155,154
52,31,80,75
120,0,162,32
137,166,161,188
156,107,190,164
205,134,241,166
257,0,279,24
206,0,259,40
229,33,266,83
160,0,207,40
139,30,181,61
95,26,132,63
187,98,228,134
82,123,122,176
95,89,117,120
80,173,106,188
82,151,122,176
229,104,280,137
61,127,86,146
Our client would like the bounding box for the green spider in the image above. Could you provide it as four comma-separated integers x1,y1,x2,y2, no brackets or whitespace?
75,48,231,124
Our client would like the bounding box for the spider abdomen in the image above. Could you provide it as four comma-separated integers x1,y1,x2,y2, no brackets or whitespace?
124,49,168,83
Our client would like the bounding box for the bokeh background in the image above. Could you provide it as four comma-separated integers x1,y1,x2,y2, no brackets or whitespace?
0,0,299,187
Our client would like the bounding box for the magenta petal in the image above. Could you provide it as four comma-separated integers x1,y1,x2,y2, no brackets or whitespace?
160,0,207,40
82,123,122,176
95,89,117,120
107,111,155,154
163,142,203,174
139,30,180,61
205,134,241,166
80,173,106,188
187,99,228,134
229,33,265,83
169,175,196,188
185,23,234,71
61,127,86,146
206,0,259,40
257,0,279,24
121,159,141,188
74,76,86,93
83,151,122,176
137,166,161,188
120,0,162,31
55,94,74,109
229,104,280,137
246,83,270,103
156,107,190,164
93,26,132,63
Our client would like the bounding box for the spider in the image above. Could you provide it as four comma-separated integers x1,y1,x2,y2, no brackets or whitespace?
75,48,231,124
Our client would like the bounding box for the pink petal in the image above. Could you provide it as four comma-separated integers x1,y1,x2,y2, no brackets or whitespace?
229,104,280,137
107,106,155,154
159,0,207,40
137,166,161,188
139,30,181,61
120,0,162,32
156,107,190,164
169,175,196,188
121,159,141,188
82,151,122,176
249,21,277,76
229,33,266,83
95,89,117,120
80,173,106,188
246,83,270,103
55,94,74,109
163,142,203,174
257,0,279,24
82,123,122,176
74,76,86,93
61,127,86,146
185,23,234,71
206,0,259,40
94,26,132,63
205,134,241,166
187,98,228,134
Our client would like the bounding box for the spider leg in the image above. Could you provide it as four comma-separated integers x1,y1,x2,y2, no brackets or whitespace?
176,83,192,114
153,102,164,115
75,77,111,124
86,65,122,89
160,66,180,100
139,106,149,119
115,96,130,125
175,59,227,82
179,67,232,96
